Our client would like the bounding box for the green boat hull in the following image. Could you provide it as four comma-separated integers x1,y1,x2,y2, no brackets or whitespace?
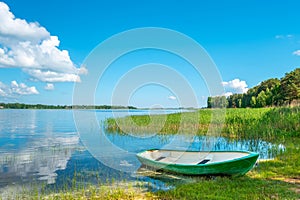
137,150,259,176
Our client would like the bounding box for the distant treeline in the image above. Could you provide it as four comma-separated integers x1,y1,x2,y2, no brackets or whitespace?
208,68,300,108
0,103,137,110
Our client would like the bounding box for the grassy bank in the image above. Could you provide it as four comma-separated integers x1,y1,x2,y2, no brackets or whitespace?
155,176,299,199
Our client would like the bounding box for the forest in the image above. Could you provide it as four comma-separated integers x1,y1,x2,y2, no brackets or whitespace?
207,68,300,108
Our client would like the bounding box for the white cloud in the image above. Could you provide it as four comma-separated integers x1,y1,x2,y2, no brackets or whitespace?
0,80,39,96
0,2,87,82
24,69,81,82
292,50,300,56
275,34,294,39
222,79,248,95
0,2,48,41
10,80,39,95
224,92,233,97
168,95,177,100
44,83,54,90
78,65,88,75
0,81,8,97
0,89,5,96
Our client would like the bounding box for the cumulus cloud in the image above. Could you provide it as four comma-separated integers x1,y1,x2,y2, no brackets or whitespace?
0,2,87,82
222,79,248,95
44,83,54,90
0,3,48,41
292,50,300,56
0,80,39,96
168,95,177,100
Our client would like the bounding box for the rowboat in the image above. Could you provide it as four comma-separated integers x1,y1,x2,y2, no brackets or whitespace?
136,149,259,176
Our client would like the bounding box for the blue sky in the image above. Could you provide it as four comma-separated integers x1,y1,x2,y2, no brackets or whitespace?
0,0,299,107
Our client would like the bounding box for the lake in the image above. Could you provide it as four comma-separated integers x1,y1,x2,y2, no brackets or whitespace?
0,109,285,195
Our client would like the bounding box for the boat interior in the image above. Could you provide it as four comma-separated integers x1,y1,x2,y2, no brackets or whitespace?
139,150,250,165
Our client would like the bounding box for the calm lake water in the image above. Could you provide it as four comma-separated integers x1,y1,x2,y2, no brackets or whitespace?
0,109,285,194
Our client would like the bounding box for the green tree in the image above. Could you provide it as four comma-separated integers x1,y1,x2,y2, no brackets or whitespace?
279,68,300,104
250,96,256,107
257,91,267,107
207,97,212,108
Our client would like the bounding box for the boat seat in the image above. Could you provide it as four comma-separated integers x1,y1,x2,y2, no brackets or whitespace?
155,156,166,161
197,159,210,165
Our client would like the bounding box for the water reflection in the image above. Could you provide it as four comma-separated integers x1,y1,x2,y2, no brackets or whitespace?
0,135,78,185
0,110,80,190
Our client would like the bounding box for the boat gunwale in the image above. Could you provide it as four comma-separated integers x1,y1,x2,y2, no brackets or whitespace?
136,149,259,167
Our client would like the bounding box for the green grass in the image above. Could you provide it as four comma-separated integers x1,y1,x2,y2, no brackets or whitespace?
222,107,300,141
106,110,213,135
106,107,299,140
156,176,298,200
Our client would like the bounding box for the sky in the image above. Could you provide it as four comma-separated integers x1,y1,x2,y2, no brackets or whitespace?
0,0,300,108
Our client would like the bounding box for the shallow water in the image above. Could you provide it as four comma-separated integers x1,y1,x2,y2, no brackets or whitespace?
0,109,285,194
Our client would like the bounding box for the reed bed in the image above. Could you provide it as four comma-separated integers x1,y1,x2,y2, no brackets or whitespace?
106,107,300,141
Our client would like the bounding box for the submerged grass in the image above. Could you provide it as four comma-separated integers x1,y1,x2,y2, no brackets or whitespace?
4,186,141,200
2,178,154,200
